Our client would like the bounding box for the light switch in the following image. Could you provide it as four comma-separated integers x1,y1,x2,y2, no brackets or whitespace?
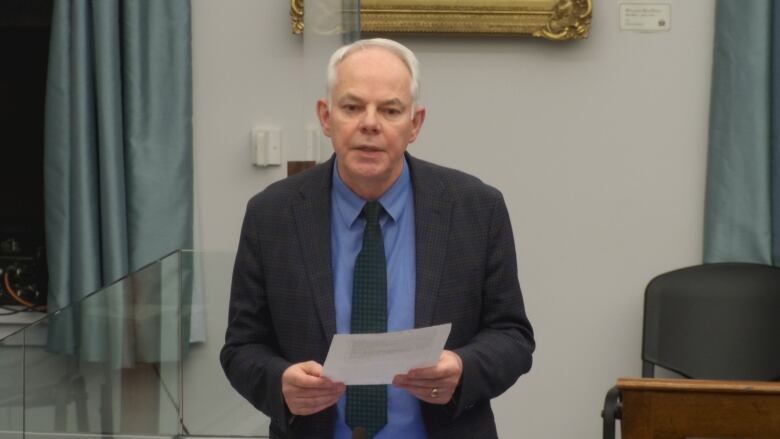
304,126,332,163
252,127,281,167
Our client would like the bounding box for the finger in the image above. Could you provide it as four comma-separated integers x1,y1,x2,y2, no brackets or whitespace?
394,373,456,404
394,374,435,387
288,392,342,409
406,364,441,380
395,383,452,405
393,376,447,393
284,381,345,403
288,394,341,415
286,385,346,399
407,362,458,380
285,381,344,413
395,373,458,391
397,382,450,401
405,377,459,390
285,366,341,389
407,363,458,380
298,360,324,377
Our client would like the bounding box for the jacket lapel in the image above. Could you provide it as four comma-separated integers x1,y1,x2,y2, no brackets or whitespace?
292,159,337,342
291,155,453,337
408,155,453,328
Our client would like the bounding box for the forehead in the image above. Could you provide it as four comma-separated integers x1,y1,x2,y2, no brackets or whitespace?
334,47,412,96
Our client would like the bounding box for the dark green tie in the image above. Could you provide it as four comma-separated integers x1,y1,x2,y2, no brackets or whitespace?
346,201,387,438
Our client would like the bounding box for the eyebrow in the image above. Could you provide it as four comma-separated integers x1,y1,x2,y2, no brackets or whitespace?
338,94,364,104
381,98,405,108
337,94,406,108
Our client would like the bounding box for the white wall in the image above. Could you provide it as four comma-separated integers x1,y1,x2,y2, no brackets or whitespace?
192,1,715,437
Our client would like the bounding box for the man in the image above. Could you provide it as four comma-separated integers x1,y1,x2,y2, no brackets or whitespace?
221,38,534,439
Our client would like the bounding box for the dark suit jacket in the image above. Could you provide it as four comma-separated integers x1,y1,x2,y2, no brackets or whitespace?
221,154,535,439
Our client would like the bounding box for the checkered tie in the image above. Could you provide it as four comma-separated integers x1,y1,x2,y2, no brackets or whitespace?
346,201,387,438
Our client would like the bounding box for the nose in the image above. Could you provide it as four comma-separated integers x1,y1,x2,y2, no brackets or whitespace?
359,107,380,134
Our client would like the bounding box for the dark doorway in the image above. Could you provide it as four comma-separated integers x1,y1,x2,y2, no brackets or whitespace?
0,0,53,311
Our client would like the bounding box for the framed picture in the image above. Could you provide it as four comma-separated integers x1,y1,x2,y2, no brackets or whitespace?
290,0,592,41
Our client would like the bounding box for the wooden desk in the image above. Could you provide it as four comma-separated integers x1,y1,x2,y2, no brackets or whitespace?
618,377,780,439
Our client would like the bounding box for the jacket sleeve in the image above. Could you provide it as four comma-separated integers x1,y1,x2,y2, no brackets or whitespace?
220,200,292,423
451,193,535,417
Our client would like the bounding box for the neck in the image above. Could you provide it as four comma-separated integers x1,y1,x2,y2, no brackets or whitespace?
344,179,392,201
336,159,404,201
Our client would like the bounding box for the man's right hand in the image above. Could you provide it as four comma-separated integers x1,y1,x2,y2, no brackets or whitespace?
282,361,346,416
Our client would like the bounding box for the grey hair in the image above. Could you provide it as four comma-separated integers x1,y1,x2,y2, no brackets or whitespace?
326,38,420,107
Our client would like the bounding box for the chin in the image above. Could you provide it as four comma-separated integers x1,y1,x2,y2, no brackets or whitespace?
346,161,386,176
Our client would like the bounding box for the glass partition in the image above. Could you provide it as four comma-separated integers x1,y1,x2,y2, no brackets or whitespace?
0,250,281,438
302,0,360,163
0,251,185,439
0,329,23,439
179,250,269,437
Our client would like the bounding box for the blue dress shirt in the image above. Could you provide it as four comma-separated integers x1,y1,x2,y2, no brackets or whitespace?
330,158,425,438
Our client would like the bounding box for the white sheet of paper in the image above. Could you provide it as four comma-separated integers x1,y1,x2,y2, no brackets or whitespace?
322,323,451,385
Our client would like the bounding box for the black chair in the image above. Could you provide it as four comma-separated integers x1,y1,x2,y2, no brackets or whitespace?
602,262,780,439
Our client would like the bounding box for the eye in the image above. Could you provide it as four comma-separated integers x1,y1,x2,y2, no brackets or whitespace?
383,107,402,117
341,104,361,113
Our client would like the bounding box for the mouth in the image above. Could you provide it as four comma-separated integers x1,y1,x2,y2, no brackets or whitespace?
355,144,381,151
353,145,384,156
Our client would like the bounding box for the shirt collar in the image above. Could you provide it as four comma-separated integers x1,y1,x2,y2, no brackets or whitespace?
332,157,412,228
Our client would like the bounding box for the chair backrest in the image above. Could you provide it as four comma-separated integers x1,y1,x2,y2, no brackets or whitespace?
642,263,780,381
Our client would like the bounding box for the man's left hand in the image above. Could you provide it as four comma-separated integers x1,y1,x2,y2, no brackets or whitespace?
392,350,463,404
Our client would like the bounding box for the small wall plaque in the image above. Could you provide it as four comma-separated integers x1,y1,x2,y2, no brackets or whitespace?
619,2,671,32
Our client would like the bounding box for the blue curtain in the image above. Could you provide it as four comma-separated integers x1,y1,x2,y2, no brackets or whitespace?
704,0,780,264
44,0,192,365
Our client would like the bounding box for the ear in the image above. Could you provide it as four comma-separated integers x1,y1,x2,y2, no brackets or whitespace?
316,99,332,137
408,106,426,143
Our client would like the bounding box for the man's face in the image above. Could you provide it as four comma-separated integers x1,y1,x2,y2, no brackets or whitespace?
317,47,425,198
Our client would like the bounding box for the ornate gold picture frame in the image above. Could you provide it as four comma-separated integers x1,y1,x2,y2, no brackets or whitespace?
290,0,592,41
